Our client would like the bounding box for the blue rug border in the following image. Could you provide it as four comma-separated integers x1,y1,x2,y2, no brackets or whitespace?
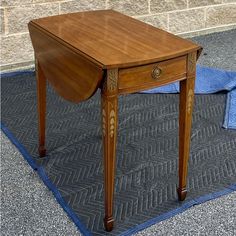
1,69,236,236
223,90,236,129
0,69,35,78
1,122,92,236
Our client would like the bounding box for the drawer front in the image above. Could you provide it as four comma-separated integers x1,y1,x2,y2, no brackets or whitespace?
118,56,187,94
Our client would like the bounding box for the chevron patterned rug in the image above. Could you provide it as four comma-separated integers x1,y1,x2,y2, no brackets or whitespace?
1,71,236,236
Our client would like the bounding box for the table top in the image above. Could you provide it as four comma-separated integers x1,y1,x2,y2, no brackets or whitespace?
30,10,201,69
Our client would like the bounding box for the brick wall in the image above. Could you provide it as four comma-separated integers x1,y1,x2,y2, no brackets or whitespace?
0,0,236,71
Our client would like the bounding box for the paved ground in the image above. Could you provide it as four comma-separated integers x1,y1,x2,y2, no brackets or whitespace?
135,192,236,236
1,132,81,236
1,29,236,236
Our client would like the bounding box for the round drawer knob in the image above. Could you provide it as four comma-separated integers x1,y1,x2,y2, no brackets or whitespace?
151,66,162,80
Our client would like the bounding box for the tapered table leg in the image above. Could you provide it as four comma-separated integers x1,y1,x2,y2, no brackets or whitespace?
36,59,47,157
178,52,196,201
101,69,118,231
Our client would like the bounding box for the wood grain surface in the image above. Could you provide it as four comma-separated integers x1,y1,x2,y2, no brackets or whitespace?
29,23,103,103
29,10,201,69
178,51,197,201
118,56,187,94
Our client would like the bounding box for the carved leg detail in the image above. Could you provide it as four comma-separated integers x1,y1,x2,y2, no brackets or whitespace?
101,68,118,232
101,93,118,231
36,59,47,157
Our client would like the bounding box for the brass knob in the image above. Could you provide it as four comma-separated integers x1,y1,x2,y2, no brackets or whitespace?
151,66,162,80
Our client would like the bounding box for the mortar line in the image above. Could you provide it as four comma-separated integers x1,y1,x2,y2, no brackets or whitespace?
132,3,235,18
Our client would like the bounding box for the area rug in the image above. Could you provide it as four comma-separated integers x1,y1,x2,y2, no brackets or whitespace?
1,71,236,236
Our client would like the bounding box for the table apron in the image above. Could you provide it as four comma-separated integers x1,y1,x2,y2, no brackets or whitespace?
118,56,187,94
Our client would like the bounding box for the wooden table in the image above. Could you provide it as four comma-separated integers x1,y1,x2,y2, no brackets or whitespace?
28,10,202,231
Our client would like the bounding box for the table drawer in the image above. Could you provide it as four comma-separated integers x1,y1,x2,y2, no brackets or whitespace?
118,56,187,93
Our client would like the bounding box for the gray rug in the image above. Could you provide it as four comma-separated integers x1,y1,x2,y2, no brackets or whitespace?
190,29,236,71
1,70,236,235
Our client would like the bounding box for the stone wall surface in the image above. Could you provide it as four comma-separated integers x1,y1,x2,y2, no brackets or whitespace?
0,0,236,71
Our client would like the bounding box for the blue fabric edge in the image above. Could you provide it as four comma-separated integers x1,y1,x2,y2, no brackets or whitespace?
120,185,236,236
223,91,231,129
1,69,236,236
223,90,236,129
2,121,236,236
0,69,35,78
0,122,92,236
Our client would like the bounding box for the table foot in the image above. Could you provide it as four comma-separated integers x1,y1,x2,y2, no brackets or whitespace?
38,146,46,157
104,217,114,232
177,187,187,201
